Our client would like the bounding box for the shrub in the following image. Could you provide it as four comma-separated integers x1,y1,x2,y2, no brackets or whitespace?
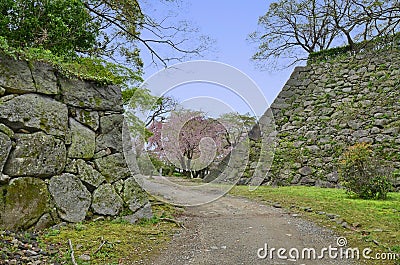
339,143,392,200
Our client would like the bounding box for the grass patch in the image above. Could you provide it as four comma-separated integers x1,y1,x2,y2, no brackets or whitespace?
230,186,400,264
39,201,182,264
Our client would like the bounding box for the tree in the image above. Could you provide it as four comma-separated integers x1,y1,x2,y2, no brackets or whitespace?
147,110,229,178
1,0,210,71
218,112,256,148
251,0,400,69
250,0,337,68
82,0,211,69
0,0,99,57
144,96,178,127
326,0,400,50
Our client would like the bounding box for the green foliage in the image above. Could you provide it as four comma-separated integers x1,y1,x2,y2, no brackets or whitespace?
149,154,164,170
63,57,142,87
173,172,182,177
219,112,256,147
339,143,393,200
308,45,353,63
74,222,87,231
137,210,171,226
0,36,142,87
148,155,176,176
43,228,60,238
0,0,146,78
308,32,400,63
0,0,208,71
0,0,193,122
0,0,99,57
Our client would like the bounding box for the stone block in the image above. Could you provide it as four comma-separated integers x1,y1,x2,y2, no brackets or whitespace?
0,94,68,137
48,174,91,223
68,118,95,159
4,132,66,177
0,177,49,230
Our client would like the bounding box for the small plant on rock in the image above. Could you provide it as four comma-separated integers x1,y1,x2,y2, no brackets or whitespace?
339,143,393,200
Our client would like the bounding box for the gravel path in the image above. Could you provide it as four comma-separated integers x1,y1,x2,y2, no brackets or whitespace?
148,194,358,265
0,230,59,265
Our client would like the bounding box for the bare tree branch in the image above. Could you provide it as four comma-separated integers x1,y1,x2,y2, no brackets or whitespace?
251,0,400,70
83,0,211,68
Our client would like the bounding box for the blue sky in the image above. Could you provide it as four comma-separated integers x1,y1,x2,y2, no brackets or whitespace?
140,0,297,117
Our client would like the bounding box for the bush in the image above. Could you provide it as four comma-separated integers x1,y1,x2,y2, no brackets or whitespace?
339,143,392,200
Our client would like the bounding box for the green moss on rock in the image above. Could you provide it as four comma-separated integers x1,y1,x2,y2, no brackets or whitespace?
94,153,131,183
0,177,50,230
123,177,149,212
67,118,95,159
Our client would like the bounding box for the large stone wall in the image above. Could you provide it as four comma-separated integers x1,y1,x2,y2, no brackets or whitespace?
264,46,400,188
0,54,151,230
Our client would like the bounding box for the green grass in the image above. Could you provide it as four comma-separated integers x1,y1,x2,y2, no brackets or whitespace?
230,186,400,264
39,202,182,264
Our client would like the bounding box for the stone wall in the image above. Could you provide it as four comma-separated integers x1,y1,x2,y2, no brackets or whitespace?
0,54,151,230
263,46,400,188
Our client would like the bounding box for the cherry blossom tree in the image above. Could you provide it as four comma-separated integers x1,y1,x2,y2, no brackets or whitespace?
147,110,229,178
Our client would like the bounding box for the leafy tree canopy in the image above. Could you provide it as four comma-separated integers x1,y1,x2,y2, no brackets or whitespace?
0,0,209,75
0,0,99,58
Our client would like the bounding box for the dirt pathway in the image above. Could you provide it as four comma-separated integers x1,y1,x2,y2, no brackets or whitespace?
147,184,358,265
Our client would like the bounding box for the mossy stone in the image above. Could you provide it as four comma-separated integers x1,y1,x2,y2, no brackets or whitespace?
67,118,95,159
0,54,35,94
30,61,58,95
0,123,14,138
0,94,68,137
48,173,91,223
94,153,131,183
0,177,49,230
92,184,123,216
76,159,105,188
3,132,66,177
95,114,123,152
0,132,12,172
59,78,123,111
70,108,99,131
123,177,149,212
